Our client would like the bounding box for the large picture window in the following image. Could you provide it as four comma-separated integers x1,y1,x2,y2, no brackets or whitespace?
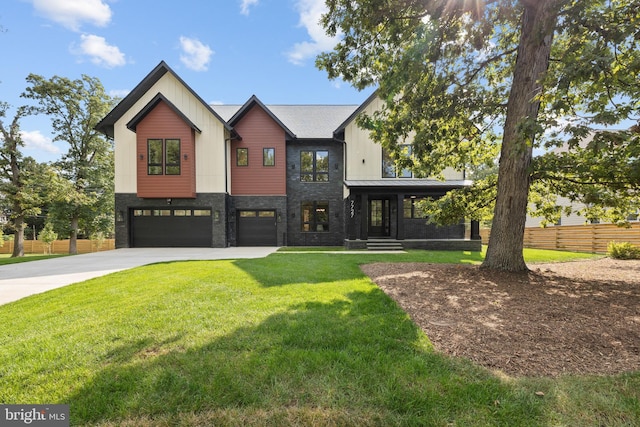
382,145,412,178
147,138,181,175
301,201,329,232
301,150,329,182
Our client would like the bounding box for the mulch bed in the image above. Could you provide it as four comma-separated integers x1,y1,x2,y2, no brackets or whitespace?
362,258,640,377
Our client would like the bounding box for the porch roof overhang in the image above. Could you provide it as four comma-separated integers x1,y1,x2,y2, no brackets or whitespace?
344,179,473,192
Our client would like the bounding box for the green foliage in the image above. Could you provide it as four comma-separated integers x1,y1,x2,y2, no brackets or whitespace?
318,0,640,269
21,74,116,242
607,241,640,260
0,103,46,256
38,221,58,255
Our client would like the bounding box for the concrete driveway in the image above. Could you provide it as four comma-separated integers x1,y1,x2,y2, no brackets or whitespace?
0,247,278,306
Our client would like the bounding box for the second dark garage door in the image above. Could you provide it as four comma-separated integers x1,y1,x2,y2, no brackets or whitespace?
131,208,213,247
237,210,277,246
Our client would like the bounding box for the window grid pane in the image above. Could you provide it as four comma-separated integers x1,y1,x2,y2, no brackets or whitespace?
165,139,180,175
300,150,329,182
148,139,163,175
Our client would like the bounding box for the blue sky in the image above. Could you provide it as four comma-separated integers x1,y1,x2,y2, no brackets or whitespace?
1,0,373,162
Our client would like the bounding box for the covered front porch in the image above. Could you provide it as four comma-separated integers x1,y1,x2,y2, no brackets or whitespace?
343,180,482,251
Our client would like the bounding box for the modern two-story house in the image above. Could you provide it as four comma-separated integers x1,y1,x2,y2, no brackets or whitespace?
96,61,481,250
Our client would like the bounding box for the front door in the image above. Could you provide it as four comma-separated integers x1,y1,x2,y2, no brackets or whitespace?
369,199,390,237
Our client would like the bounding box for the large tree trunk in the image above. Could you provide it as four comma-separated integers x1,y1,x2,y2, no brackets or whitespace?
482,0,558,271
69,214,79,255
11,216,25,258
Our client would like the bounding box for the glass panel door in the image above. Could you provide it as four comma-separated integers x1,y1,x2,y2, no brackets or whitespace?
369,199,390,237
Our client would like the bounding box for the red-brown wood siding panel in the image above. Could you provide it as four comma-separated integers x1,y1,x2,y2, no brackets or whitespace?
231,106,286,195
136,101,196,198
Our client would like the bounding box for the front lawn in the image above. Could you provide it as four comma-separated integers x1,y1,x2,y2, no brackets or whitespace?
0,249,636,426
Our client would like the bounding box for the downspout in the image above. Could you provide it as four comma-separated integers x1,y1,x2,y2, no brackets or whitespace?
225,131,242,247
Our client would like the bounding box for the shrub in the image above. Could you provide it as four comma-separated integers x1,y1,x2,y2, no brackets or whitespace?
38,222,58,255
607,241,640,260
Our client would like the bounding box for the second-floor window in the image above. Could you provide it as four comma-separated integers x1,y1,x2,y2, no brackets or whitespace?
301,150,329,182
382,145,412,178
148,138,180,175
263,148,275,166
237,148,248,166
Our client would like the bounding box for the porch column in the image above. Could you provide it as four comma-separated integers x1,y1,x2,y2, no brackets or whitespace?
396,193,405,240
360,193,368,240
471,220,481,240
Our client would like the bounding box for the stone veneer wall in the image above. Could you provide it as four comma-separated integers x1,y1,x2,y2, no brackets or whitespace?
286,140,345,246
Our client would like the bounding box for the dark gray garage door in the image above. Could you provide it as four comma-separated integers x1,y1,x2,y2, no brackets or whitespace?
237,210,277,246
131,208,213,247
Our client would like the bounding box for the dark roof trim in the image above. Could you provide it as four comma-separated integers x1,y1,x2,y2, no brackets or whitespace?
228,95,297,140
333,90,379,135
126,93,201,134
95,60,233,138
344,179,473,190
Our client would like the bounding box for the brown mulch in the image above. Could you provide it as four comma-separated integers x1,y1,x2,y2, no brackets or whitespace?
362,258,640,377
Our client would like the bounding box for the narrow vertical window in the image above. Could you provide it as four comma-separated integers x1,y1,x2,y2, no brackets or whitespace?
315,151,329,182
263,148,275,166
148,139,163,175
165,139,181,175
237,148,248,166
301,151,314,182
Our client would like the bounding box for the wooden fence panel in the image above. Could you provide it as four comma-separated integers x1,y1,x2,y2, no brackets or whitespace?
0,239,115,255
481,223,640,254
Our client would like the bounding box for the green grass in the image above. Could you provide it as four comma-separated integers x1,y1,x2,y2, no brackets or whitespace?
277,246,346,252
1,249,636,426
0,253,68,265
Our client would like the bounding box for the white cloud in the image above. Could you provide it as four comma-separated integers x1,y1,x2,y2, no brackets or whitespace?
20,130,60,155
72,34,126,68
240,0,259,15
287,0,340,65
109,89,130,99
179,36,214,72
30,0,112,31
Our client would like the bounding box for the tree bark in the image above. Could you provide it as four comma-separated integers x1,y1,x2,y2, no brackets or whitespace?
11,216,25,258
482,0,558,271
69,214,79,255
